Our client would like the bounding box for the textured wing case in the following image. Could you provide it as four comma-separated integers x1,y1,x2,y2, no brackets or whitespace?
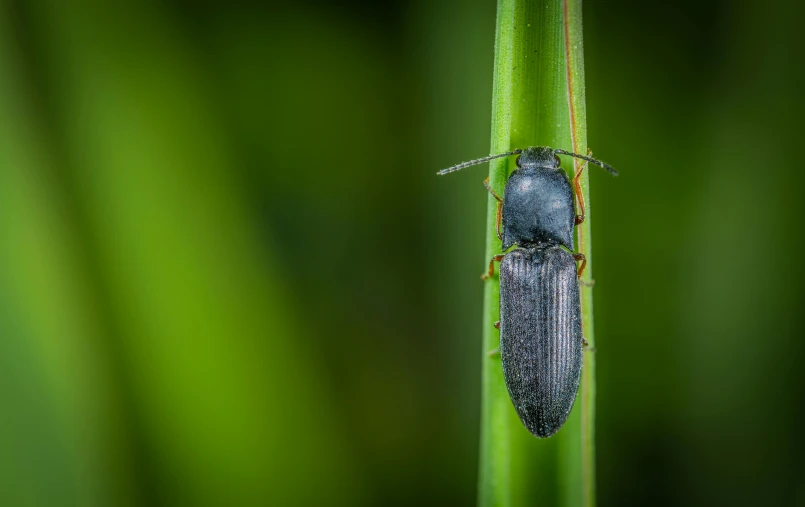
499,246,583,438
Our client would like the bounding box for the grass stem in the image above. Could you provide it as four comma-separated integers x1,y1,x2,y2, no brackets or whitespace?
478,1,596,505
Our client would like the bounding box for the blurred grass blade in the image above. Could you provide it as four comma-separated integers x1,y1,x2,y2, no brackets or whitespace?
479,1,596,505
10,1,360,504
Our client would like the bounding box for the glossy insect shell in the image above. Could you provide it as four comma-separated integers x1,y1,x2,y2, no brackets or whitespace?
501,149,575,251
499,245,582,438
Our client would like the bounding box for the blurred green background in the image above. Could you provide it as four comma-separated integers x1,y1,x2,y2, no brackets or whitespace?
2,0,804,506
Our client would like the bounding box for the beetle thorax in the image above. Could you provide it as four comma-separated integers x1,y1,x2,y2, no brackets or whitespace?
501,167,576,251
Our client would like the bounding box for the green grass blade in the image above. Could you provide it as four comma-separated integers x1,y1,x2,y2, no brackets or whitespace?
478,1,596,506
562,3,598,505
478,1,515,505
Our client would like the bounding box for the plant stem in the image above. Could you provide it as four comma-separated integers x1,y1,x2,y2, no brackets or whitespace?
562,3,597,505
478,1,595,506
477,1,515,505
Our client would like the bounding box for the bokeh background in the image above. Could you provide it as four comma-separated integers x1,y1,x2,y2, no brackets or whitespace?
2,0,804,506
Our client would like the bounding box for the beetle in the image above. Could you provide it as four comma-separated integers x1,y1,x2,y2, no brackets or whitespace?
438,146,617,437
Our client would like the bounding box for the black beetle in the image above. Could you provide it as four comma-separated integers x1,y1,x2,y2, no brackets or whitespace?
438,146,617,437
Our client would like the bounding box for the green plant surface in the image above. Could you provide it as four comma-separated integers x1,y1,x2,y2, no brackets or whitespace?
479,1,596,506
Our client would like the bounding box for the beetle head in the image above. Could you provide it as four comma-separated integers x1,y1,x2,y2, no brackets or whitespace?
516,146,561,170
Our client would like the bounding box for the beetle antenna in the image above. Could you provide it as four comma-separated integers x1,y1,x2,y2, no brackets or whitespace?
554,149,619,176
437,150,523,175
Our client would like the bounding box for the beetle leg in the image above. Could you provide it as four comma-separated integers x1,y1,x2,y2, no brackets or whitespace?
494,321,500,329
582,337,589,347
572,253,587,279
484,177,504,240
481,254,506,280
487,347,500,358
579,278,596,288
483,177,503,202
573,149,593,226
